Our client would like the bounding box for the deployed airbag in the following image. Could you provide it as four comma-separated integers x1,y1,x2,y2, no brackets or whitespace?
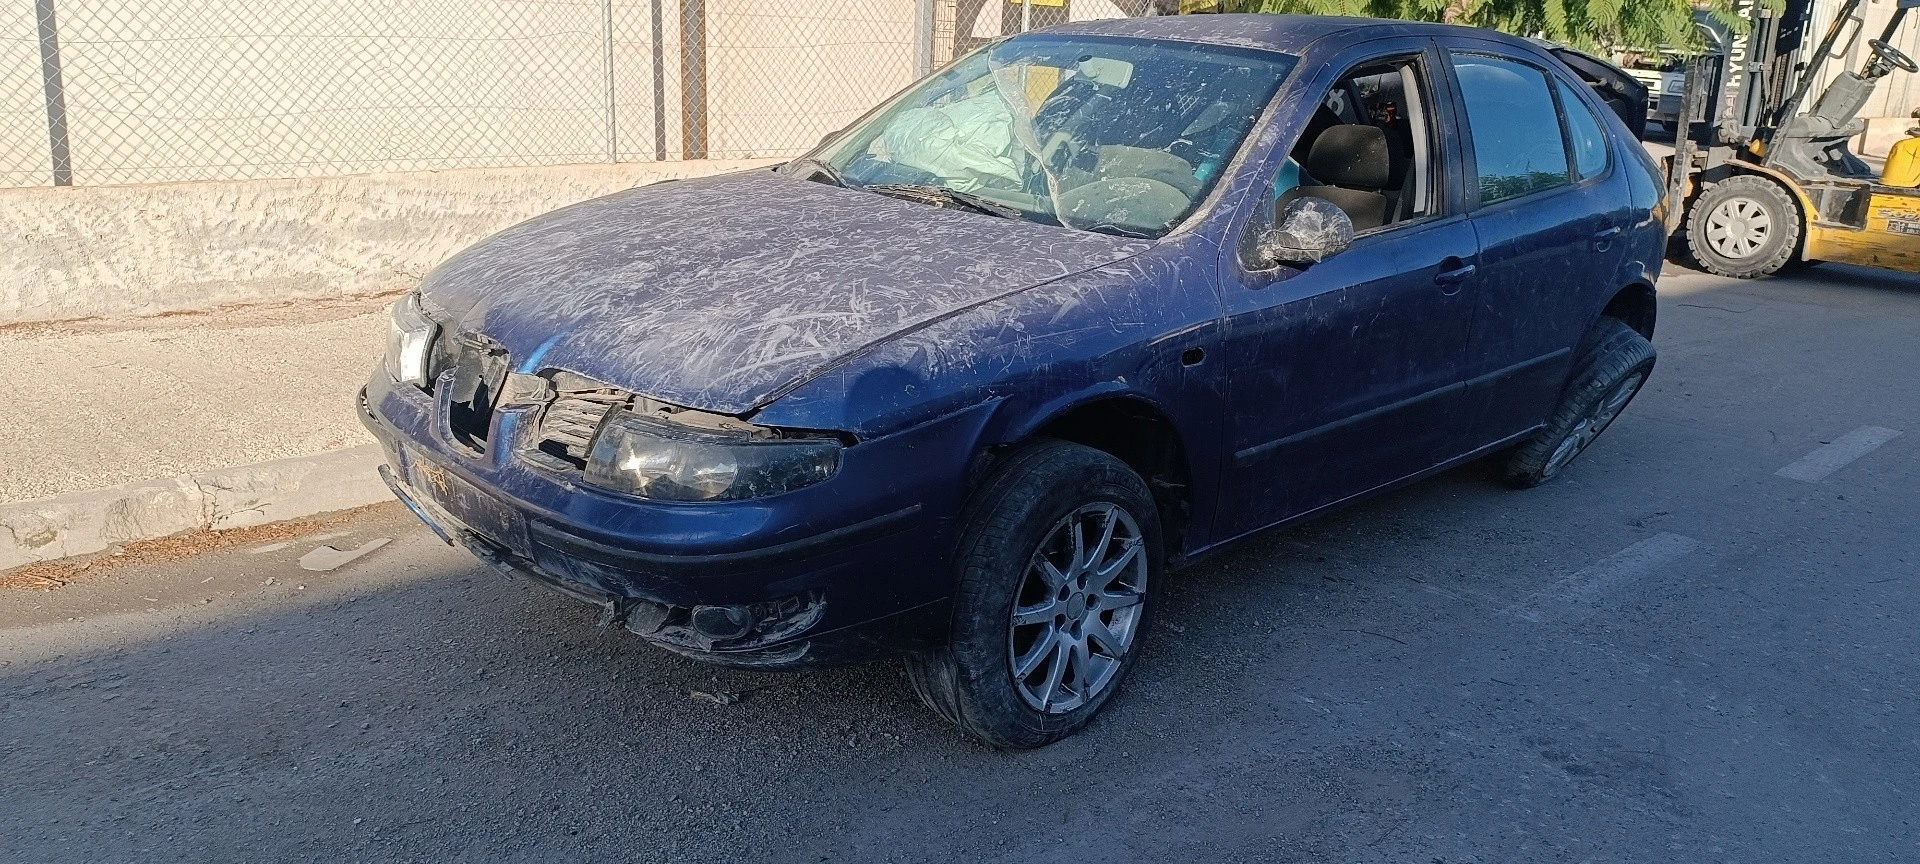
881,94,1024,192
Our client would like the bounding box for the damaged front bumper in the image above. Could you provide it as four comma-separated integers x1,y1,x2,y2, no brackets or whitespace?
360,375,979,669
380,463,934,667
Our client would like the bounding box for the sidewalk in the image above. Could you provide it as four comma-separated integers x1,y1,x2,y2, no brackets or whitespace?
1,296,394,568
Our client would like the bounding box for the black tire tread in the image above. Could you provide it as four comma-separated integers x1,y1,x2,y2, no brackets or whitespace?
903,438,1159,749
1683,173,1801,279
1502,317,1656,488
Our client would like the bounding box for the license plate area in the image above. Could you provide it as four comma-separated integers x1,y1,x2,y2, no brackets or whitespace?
400,446,531,556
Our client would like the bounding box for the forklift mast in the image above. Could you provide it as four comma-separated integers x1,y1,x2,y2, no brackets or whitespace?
1670,0,1916,197
1766,0,1916,179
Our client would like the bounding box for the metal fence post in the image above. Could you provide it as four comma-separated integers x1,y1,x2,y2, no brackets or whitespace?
651,0,666,161
603,0,618,162
915,0,935,76
680,0,707,160
35,0,73,186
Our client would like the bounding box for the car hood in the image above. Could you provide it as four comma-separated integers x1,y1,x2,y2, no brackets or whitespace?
419,171,1151,415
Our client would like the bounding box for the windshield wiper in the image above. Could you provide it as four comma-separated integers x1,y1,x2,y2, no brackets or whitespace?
863,183,1023,219
783,156,850,188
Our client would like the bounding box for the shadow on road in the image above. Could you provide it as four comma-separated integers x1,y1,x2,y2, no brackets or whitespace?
6,264,1919,862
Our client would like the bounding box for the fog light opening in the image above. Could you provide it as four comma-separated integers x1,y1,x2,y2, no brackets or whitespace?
690,604,756,642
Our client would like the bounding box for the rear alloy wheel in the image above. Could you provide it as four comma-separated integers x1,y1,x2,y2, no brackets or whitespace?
905,439,1161,749
1503,317,1656,488
1685,174,1800,278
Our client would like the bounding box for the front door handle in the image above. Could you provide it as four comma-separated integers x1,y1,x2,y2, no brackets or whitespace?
1434,257,1476,294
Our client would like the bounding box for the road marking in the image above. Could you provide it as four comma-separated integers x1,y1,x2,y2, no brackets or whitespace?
1509,533,1703,622
1775,426,1903,483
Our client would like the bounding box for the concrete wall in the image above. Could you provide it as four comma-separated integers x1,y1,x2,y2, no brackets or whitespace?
1855,116,1915,158
1801,0,1920,124
1,159,778,326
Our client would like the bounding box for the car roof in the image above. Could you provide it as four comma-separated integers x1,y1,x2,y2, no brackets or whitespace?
1043,13,1530,57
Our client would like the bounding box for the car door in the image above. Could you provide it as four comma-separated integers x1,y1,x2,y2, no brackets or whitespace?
1212,40,1482,541
1442,44,1635,447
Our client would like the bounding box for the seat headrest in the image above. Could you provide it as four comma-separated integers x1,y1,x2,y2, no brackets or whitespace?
1305,124,1391,191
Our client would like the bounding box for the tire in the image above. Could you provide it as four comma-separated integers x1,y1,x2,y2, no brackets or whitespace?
1684,174,1801,278
1502,318,1657,489
904,439,1163,749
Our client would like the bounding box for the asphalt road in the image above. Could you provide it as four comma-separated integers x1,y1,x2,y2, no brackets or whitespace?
4,263,1917,863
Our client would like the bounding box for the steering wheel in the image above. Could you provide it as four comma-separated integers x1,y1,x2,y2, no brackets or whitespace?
1036,127,1100,189
1870,39,1919,74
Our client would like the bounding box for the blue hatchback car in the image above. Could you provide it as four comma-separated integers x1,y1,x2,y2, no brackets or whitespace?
362,14,1667,747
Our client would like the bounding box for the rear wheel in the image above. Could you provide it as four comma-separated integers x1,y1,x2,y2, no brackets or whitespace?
904,439,1161,749
1503,318,1656,488
1684,174,1801,278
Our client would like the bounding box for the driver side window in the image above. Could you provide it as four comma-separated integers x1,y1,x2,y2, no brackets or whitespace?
1241,53,1441,269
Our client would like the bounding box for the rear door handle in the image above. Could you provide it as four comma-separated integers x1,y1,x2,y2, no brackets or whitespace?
1592,225,1622,250
1434,257,1476,293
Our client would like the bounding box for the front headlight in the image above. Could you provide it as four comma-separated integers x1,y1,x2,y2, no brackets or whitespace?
386,293,438,388
583,410,841,502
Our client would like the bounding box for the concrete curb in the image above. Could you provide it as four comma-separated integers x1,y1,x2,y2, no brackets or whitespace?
2,158,780,326
0,445,387,571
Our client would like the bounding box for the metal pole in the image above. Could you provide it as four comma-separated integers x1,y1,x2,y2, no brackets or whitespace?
603,0,617,162
680,0,707,160
1022,0,1033,33
1772,0,1863,128
915,0,935,76
35,0,72,186
651,0,666,161
1666,58,1707,236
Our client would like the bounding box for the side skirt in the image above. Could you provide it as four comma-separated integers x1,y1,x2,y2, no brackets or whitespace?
1171,424,1545,571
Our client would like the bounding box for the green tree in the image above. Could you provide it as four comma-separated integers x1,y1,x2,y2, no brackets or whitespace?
1227,0,1741,53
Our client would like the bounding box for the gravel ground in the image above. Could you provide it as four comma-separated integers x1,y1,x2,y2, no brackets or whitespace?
0,296,387,503
1,263,1916,862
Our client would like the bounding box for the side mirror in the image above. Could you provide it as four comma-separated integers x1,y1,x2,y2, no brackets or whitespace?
1254,197,1354,267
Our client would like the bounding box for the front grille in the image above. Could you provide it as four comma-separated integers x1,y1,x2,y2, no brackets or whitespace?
445,334,510,453
422,306,458,393
532,372,634,468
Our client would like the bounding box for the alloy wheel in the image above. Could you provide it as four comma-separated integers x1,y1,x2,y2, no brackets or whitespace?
1007,502,1149,714
1545,371,1645,476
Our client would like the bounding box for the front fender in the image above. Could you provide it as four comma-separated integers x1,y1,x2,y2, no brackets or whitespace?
754,248,1219,437
754,247,1228,546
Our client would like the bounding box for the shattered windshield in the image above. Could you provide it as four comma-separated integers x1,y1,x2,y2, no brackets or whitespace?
803,35,1297,239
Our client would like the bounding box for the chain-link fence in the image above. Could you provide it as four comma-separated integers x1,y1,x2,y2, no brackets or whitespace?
5,1,1147,189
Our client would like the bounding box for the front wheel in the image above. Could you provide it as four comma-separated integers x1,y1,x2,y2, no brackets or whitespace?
904,439,1162,749
1684,174,1801,278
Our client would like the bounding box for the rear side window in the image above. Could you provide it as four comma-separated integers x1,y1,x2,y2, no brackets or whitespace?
1450,54,1570,204
1556,78,1609,179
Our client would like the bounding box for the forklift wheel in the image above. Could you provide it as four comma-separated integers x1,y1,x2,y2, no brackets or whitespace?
1685,174,1801,278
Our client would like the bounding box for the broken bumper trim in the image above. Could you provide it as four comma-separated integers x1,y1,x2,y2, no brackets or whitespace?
526,502,922,577
378,463,944,667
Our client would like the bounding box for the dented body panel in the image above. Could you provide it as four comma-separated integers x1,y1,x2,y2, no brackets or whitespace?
361,14,1664,668
419,171,1151,416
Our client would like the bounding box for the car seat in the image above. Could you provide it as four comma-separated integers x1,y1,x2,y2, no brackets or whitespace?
1377,114,1417,222
1292,104,1344,166
1277,124,1391,231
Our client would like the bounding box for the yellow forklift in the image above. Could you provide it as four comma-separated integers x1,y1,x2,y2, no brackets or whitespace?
1669,0,1920,277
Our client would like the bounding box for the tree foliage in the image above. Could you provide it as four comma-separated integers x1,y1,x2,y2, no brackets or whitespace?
1224,0,1745,53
